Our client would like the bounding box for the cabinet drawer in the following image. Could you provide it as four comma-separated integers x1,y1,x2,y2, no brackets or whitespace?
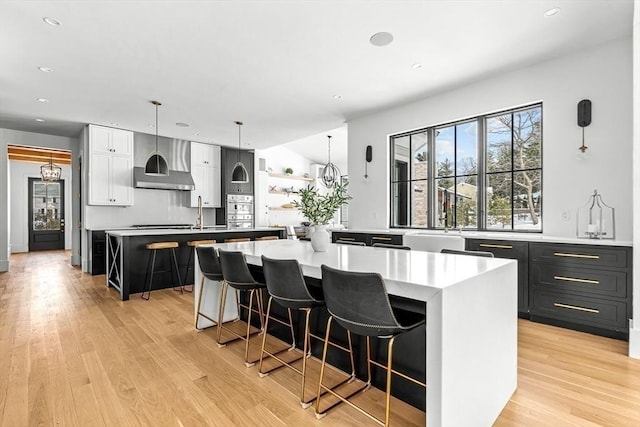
466,239,528,259
529,243,629,269
368,234,403,246
332,232,367,244
531,264,628,298
531,290,628,330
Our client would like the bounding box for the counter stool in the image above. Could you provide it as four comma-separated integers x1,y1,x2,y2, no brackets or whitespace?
217,249,267,367
183,239,217,292
316,265,426,426
224,237,251,243
141,241,183,300
194,246,224,329
259,256,357,409
255,235,279,241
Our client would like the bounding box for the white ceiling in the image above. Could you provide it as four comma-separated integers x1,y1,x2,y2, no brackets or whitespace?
0,0,633,166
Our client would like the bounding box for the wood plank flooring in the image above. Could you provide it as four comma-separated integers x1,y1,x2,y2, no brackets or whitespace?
0,250,639,426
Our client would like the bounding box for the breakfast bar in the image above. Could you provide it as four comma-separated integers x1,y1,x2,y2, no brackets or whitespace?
194,239,518,426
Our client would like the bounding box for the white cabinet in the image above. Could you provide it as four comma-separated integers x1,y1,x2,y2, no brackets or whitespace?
190,142,221,208
88,124,134,206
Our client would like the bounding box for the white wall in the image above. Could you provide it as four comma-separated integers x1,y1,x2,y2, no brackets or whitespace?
0,128,80,270
347,37,633,242
630,0,639,358
9,161,72,252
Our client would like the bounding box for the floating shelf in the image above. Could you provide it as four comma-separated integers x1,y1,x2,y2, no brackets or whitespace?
268,190,299,195
268,172,314,182
269,206,299,211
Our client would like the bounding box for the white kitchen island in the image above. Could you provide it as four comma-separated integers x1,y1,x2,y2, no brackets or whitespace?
195,239,518,427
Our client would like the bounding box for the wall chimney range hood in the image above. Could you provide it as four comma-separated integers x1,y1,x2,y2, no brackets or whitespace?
134,167,195,190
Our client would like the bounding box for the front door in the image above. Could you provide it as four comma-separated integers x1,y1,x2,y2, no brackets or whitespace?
28,178,65,251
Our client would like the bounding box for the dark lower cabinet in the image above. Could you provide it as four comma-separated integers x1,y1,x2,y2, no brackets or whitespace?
331,231,403,246
528,242,632,339
91,230,106,275
466,239,529,318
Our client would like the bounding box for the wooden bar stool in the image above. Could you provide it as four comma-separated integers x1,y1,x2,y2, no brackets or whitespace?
141,241,183,300
183,239,217,292
224,237,251,243
255,235,279,241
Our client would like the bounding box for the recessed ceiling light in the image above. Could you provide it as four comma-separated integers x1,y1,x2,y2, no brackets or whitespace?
43,17,61,26
369,32,394,47
412,63,423,69
148,124,155,128
193,132,200,136
35,118,45,122
110,122,118,126
38,66,53,73
544,7,560,17
333,94,342,100
36,98,49,103
176,122,189,127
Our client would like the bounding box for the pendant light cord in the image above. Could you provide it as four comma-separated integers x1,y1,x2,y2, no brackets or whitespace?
155,102,160,171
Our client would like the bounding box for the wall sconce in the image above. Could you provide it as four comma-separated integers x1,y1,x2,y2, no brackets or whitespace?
364,145,372,180
577,99,591,157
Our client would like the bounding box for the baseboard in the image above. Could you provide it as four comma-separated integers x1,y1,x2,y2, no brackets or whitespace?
629,320,640,359
70,253,81,267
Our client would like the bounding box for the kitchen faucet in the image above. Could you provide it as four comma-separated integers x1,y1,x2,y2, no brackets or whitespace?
195,195,203,230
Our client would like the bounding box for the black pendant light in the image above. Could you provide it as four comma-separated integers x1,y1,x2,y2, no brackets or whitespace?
231,120,249,183
145,100,169,176
321,135,340,188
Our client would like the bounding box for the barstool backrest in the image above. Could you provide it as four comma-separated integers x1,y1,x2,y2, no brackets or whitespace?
440,248,494,258
218,249,259,289
320,264,401,337
261,256,322,309
195,246,224,281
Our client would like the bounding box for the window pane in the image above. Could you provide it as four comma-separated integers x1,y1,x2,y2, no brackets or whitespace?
435,178,453,228
392,136,410,181
32,181,61,231
411,132,428,180
513,107,541,170
456,122,477,176
486,173,512,229
435,126,454,178
411,180,428,227
454,176,478,229
391,182,410,226
486,114,511,173
513,170,541,230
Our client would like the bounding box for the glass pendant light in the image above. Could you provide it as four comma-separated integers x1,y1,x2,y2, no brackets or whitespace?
321,135,340,188
40,152,62,182
145,100,169,176
231,120,249,183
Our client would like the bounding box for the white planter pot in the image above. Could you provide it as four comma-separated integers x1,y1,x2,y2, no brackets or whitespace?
310,225,330,252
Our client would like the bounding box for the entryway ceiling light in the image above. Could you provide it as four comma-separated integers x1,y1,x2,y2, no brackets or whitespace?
41,152,62,182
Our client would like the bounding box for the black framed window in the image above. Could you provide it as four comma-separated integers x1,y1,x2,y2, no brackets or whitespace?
390,103,542,232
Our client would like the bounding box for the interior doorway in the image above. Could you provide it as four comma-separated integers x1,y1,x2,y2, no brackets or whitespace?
28,178,65,251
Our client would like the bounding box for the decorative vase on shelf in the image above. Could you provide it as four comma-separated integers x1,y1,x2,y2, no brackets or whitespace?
310,225,330,252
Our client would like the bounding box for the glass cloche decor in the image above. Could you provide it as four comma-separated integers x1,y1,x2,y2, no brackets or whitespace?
576,189,615,239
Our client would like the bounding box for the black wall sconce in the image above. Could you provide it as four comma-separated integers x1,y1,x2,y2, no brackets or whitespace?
577,99,591,154
364,145,372,180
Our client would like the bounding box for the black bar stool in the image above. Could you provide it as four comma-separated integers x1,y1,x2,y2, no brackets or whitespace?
183,239,217,292
259,256,357,409
141,241,183,300
194,246,224,329
316,264,426,426
217,249,267,367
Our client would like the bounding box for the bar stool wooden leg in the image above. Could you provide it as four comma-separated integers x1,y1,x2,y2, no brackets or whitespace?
141,249,157,300
170,247,184,294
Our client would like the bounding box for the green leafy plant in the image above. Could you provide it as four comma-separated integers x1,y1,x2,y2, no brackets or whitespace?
292,182,350,225
284,167,294,175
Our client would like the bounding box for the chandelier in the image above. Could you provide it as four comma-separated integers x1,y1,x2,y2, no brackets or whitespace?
40,152,62,182
321,135,340,188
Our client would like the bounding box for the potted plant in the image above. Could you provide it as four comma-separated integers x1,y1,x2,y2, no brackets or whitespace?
292,182,350,251
284,167,294,175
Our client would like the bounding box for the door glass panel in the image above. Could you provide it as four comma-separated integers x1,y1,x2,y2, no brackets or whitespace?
32,181,61,230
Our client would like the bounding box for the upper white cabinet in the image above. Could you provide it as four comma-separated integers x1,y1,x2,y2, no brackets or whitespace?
88,124,134,206
190,142,221,208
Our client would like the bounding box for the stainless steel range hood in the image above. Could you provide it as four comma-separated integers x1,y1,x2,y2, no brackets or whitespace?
134,167,195,190
133,132,195,191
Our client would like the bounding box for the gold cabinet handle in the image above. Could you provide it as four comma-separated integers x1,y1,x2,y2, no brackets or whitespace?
553,252,600,260
371,236,392,241
553,275,599,285
338,237,355,241
553,302,599,314
479,243,512,249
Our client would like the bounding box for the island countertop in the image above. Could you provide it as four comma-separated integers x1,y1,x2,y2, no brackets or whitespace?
105,226,285,237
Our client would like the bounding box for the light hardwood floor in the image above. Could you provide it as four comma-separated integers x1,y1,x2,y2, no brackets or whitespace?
0,250,638,426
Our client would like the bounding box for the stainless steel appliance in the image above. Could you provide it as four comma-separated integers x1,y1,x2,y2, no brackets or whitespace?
227,194,254,228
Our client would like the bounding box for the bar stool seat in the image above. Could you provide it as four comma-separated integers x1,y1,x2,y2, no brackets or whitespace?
224,237,251,243
183,239,217,291
142,241,183,300
255,235,279,241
